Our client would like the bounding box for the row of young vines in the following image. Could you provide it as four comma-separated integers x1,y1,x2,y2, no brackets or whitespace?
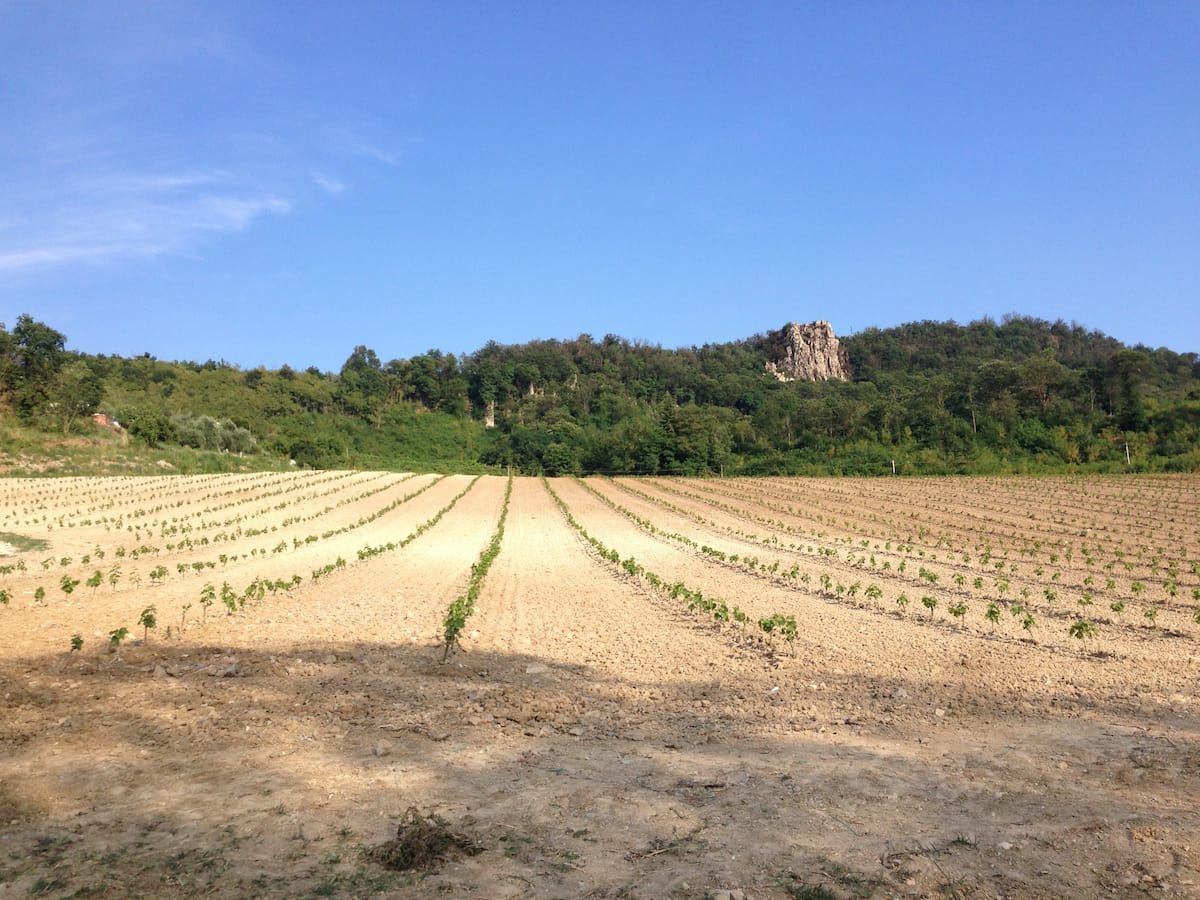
542,477,800,649
442,475,514,660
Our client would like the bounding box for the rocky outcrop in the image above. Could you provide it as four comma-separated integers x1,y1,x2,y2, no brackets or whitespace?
765,321,851,382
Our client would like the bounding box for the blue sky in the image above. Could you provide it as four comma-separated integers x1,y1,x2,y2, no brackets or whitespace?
2,1,1197,371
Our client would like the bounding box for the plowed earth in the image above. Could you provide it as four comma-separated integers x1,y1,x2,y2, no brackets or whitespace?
1,472,1198,899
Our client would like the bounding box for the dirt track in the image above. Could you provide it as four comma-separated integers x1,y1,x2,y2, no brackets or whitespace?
1,473,1198,898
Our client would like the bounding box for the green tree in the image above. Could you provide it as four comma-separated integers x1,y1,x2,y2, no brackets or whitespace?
336,345,388,420
1020,351,1073,412
1111,349,1149,430
5,314,67,418
541,441,581,476
47,359,104,433
126,410,175,447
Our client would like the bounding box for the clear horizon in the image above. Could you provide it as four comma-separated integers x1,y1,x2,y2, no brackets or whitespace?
3,2,1197,369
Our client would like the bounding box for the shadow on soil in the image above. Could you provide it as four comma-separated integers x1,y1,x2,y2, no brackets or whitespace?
1,633,1198,899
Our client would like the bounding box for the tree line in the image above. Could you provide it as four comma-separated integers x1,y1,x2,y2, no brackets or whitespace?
2,313,1197,475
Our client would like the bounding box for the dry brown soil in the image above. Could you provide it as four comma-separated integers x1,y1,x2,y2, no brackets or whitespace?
1,472,1198,899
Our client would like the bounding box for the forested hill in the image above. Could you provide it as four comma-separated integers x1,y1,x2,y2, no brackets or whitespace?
2,313,1198,475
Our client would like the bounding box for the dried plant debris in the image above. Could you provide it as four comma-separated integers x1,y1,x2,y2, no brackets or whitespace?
367,807,484,872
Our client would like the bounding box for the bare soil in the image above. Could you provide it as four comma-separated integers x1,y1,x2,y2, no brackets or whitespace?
1,473,1198,899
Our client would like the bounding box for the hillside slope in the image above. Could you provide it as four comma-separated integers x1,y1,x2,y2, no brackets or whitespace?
2,313,1197,475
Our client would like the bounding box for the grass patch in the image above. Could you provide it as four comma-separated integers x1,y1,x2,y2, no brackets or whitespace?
0,421,291,477
624,830,708,861
309,865,406,897
0,531,48,553
779,858,887,899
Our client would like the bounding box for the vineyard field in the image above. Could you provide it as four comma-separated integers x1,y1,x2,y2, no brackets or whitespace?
1,472,1198,898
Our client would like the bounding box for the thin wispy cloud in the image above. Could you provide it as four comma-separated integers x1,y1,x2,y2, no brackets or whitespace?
311,173,346,195
0,166,292,273
0,5,346,277
324,124,411,168
351,142,404,167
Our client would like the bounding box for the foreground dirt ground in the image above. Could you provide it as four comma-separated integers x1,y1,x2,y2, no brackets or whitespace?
1,473,1198,899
